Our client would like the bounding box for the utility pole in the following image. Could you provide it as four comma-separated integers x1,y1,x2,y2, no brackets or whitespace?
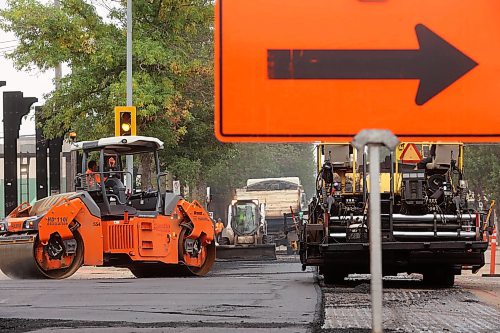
54,0,65,192
126,0,134,192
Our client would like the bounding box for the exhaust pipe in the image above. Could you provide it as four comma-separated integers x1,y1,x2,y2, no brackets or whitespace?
329,233,347,238
330,214,475,222
393,231,476,238
330,231,476,238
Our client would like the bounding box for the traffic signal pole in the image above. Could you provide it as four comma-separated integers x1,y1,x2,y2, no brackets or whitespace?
126,0,134,192
3,92,37,215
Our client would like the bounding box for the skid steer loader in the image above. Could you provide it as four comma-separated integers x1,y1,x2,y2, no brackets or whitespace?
216,199,276,260
0,136,215,279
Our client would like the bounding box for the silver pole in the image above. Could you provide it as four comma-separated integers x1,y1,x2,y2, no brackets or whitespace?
127,0,132,105
54,0,61,84
54,0,65,192
368,144,383,333
353,130,398,333
125,0,133,192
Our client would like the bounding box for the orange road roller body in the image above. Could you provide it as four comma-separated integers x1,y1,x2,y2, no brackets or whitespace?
0,136,215,279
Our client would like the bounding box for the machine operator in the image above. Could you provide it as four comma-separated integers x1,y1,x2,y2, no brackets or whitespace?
86,160,101,188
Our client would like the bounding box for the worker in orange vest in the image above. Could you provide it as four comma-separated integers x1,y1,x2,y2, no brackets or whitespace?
215,218,224,243
86,160,101,189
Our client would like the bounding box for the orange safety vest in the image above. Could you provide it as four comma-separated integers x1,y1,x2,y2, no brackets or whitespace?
215,222,224,234
86,169,101,187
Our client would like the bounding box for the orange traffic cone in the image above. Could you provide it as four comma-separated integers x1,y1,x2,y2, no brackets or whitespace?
483,225,499,277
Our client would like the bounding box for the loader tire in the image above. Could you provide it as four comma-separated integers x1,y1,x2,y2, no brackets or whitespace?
219,237,230,246
423,268,455,288
263,235,274,244
322,268,347,285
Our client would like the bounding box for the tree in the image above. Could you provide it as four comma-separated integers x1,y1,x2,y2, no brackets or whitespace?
464,145,500,211
1,0,227,196
1,0,316,204
206,143,316,218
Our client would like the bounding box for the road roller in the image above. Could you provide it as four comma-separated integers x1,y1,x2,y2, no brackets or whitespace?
0,136,215,279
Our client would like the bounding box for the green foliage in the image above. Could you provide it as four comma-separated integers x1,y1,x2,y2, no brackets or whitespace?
1,0,213,140
1,0,223,187
464,145,500,205
207,144,316,199
1,0,315,201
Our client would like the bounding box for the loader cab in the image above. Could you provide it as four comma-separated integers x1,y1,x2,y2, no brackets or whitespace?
73,136,165,218
229,200,262,236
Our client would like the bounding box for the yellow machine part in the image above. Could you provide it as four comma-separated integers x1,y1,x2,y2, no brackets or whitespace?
316,142,464,196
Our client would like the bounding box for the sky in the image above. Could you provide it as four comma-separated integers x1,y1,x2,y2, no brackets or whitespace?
0,0,54,137
0,0,115,138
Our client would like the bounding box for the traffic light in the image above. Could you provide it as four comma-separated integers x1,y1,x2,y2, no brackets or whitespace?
3,91,38,214
114,106,137,136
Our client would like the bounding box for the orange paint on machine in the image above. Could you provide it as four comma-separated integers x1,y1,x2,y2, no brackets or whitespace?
215,0,500,142
0,136,215,279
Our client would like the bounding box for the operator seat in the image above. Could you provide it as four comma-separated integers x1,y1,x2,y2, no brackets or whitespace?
426,145,460,170
105,177,127,204
94,177,137,218
323,144,351,167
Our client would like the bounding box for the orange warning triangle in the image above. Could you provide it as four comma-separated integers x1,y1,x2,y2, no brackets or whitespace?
400,144,423,163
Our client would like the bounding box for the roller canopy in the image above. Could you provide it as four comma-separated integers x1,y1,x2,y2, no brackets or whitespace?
71,136,164,154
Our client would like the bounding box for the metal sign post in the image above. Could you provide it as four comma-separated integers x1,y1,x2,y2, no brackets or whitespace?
173,180,181,196
216,0,500,143
353,130,399,333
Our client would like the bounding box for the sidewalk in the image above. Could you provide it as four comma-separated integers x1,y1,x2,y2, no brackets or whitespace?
456,248,500,309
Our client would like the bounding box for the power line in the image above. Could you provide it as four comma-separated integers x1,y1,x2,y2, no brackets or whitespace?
0,46,17,52
0,51,16,57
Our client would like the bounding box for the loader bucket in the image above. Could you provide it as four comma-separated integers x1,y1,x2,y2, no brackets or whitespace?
216,244,276,261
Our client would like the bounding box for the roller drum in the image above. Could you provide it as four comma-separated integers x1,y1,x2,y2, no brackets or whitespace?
0,235,45,279
0,231,84,280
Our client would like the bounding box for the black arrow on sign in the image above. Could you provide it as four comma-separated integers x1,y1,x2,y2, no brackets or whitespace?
268,24,478,105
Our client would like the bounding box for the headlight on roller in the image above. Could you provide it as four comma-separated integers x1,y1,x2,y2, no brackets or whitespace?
0,221,7,233
23,217,39,230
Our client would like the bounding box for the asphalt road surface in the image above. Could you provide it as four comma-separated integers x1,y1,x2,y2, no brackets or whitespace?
0,256,319,333
321,274,500,333
1,254,499,333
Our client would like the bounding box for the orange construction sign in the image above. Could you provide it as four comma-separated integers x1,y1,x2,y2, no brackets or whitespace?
399,144,423,163
215,0,500,142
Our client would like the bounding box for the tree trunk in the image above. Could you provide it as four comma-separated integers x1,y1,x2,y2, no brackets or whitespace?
137,153,153,191
191,180,208,208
